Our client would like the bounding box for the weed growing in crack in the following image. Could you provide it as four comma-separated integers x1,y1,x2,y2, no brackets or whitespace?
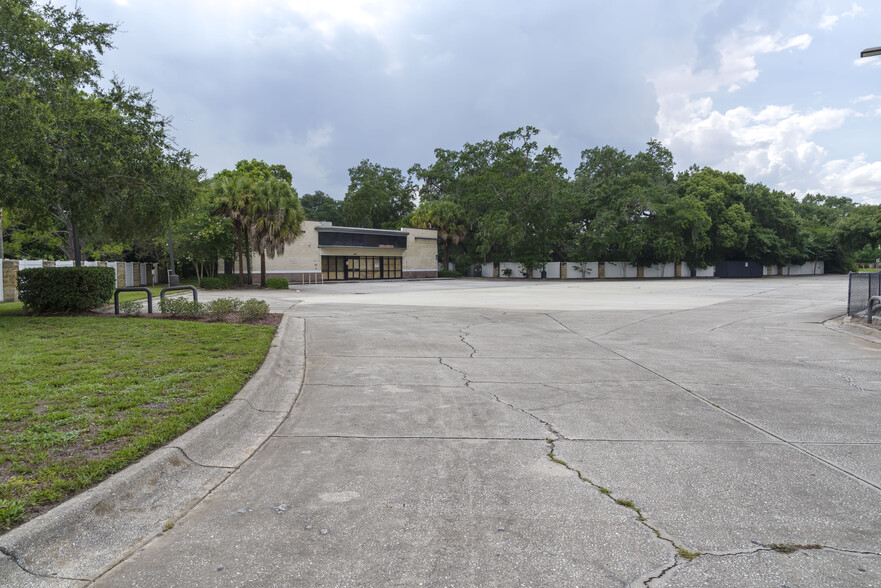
598,487,611,495
163,521,175,532
678,548,700,560
768,543,822,554
547,452,569,467
615,498,635,508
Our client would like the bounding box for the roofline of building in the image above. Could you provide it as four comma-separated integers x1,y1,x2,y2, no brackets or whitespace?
314,225,410,237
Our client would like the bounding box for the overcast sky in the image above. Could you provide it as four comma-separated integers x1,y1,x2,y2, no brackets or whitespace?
66,0,881,204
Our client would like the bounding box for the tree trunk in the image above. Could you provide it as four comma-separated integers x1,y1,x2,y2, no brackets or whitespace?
0,208,4,260
235,223,245,287
443,239,450,271
72,222,82,266
245,234,253,285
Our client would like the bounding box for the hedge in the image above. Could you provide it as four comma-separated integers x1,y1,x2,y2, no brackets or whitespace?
18,267,116,314
265,277,289,289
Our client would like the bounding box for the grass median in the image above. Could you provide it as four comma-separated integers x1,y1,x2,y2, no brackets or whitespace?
0,303,277,531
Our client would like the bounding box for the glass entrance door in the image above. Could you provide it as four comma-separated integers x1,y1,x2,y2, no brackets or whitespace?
345,256,361,280
321,256,402,281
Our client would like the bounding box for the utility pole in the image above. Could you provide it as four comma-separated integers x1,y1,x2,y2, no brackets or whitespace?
167,229,179,286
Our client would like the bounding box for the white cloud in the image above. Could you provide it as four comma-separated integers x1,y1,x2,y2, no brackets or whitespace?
819,156,881,202
818,3,864,30
818,14,839,30
651,22,881,200
652,31,811,98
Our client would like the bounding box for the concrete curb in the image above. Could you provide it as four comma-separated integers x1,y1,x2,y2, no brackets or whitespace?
0,314,306,587
824,315,881,344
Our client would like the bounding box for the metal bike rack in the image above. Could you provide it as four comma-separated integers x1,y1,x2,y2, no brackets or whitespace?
160,285,198,302
114,287,153,315
868,296,881,324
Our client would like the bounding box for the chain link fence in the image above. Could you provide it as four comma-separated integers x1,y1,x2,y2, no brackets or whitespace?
848,271,881,315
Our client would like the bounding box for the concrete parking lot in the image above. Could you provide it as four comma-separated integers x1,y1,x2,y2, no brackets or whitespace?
4,275,880,586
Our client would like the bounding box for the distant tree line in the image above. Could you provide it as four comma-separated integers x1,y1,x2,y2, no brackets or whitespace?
324,127,881,273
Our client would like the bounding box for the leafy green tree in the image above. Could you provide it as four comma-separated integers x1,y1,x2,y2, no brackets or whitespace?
301,190,342,224
217,159,293,185
675,167,751,266
572,140,675,265
170,190,235,283
836,203,881,257
0,206,65,259
249,178,305,287
742,183,807,267
342,160,415,229
1,1,198,265
413,127,574,271
795,194,857,273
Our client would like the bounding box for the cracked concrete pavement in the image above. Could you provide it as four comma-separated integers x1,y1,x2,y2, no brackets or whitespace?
3,275,880,586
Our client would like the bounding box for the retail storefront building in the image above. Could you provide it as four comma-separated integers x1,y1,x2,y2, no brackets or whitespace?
229,221,438,283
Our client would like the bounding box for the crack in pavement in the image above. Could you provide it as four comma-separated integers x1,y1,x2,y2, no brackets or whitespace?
0,546,89,583
458,324,478,358
438,350,691,584
541,439,699,587
644,543,881,586
437,357,563,439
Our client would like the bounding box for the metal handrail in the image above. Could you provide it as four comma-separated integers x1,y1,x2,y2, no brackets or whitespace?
160,285,198,302
114,287,153,314
868,296,881,324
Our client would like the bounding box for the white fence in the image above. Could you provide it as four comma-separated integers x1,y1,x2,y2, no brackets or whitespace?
467,260,825,281
1,260,159,303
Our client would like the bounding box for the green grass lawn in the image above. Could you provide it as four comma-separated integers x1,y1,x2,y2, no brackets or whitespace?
0,307,276,531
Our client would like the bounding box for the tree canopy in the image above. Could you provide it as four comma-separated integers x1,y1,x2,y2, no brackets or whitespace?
0,0,200,264
342,160,415,229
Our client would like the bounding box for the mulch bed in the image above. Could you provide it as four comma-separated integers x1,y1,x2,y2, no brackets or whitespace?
90,311,284,327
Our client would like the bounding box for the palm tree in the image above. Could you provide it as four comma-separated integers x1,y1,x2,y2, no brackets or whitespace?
410,200,468,270
250,178,306,287
211,175,254,286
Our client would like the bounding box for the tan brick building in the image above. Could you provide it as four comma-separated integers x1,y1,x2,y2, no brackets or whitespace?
230,221,438,283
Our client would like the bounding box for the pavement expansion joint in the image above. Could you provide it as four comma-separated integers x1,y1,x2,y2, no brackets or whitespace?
546,312,881,495
272,434,548,441
0,546,88,583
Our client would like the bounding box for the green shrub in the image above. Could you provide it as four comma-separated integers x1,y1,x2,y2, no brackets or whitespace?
18,267,116,314
239,298,270,322
265,277,289,289
220,274,238,288
200,277,223,289
181,300,205,318
158,296,203,318
205,297,242,321
438,269,461,278
158,296,187,316
118,300,143,316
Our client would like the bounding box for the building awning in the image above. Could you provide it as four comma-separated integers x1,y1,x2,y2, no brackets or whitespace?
315,225,409,249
